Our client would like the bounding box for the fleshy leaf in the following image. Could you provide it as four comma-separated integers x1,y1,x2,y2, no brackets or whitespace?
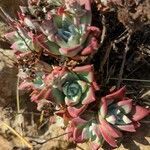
51,88,65,105
132,105,150,121
81,37,98,55
59,45,83,57
77,80,88,93
122,115,132,124
73,65,94,82
100,119,122,138
99,97,107,118
71,117,87,126
117,99,132,114
117,124,136,132
65,90,82,106
67,104,88,117
99,125,118,147
106,115,116,125
44,40,61,55
74,127,85,142
81,86,96,105
106,86,126,101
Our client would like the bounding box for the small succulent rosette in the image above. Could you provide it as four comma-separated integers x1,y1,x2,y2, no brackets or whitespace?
99,86,150,147
18,0,100,59
4,27,40,58
45,65,100,118
18,69,51,101
65,114,104,150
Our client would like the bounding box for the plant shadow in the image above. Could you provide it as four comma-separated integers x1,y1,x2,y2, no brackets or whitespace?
103,117,150,150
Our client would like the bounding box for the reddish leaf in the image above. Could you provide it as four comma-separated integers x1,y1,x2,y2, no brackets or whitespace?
59,45,83,57
117,99,132,114
132,105,150,121
100,119,122,138
81,37,98,55
82,87,96,105
74,127,85,142
117,124,136,132
71,117,87,126
99,125,118,147
67,105,88,117
99,97,107,118
106,86,126,101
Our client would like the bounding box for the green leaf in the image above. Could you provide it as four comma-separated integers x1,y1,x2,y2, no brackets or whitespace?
68,33,80,47
80,12,92,25
53,16,63,28
45,40,61,55
65,72,79,82
76,72,93,83
51,88,65,104
14,40,29,51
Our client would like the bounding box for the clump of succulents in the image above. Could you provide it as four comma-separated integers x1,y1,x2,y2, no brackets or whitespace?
20,65,99,118
65,87,149,149
3,0,150,149
5,0,100,60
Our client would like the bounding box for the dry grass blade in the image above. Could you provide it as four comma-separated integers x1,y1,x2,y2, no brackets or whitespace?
1,121,33,149
110,78,150,83
39,110,45,124
16,76,20,113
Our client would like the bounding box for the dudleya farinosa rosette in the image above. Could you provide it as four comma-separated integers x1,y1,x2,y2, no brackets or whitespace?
5,0,100,59
49,65,99,118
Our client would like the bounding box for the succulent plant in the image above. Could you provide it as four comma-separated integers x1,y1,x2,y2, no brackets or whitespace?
19,70,52,103
5,28,39,54
44,65,99,117
19,64,99,117
17,0,100,59
65,87,149,149
65,114,104,150
99,86,150,147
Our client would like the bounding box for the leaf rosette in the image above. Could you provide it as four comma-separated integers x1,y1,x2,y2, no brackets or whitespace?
17,0,101,59
44,65,99,117
18,65,99,118
98,87,150,147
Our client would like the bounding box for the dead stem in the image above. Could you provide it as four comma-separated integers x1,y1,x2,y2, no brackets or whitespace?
110,78,150,83
140,121,150,123
100,15,106,44
76,145,85,150
0,49,18,64
100,42,112,72
117,32,131,88
39,110,45,124
29,132,71,144
0,7,14,22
